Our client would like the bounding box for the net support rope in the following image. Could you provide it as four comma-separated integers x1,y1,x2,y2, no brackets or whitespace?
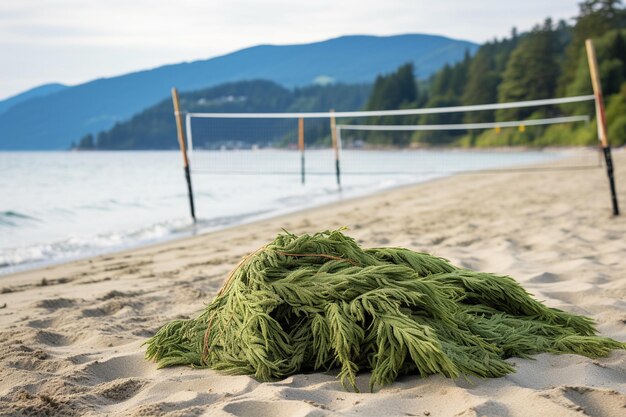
186,95,595,119
337,115,590,132
183,94,600,176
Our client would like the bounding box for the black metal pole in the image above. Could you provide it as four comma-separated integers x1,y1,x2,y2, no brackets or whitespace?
184,165,197,222
301,153,305,185
603,146,620,216
335,159,341,190
585,40,620,216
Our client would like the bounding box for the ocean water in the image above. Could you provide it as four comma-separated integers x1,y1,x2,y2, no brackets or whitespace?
0,149,559,275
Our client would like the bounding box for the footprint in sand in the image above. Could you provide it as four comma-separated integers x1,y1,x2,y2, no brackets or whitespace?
548,386,626,417
34,298,76,310
35,330,72,347
96,378,147,402
81,352,155,382
222,400,326,417
527,272,564,284
81,299,141,318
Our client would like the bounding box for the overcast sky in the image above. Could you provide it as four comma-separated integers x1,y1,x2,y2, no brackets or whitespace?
0,0,582,100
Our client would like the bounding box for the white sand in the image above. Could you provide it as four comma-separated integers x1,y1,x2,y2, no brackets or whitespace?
1,150,625,416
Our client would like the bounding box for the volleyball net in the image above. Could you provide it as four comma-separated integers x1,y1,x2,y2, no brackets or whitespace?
181,94,601,185
170,40,619,222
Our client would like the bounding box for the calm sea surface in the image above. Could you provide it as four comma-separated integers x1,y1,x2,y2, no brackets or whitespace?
0,149,558,275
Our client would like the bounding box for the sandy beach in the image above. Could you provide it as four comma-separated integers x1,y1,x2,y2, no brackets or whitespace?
1,150,625,417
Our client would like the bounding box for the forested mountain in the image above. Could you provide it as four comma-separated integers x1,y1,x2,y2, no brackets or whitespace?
82,0,626,150
361,0,626,147
0,83,67,115
77,81,371,149
0,34,477,150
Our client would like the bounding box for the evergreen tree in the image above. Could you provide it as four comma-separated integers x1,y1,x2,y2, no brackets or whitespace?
448,50,471,96
364,63,419,146
498,19,560,120
365,63,417,111
604,31,626,94
462,47,499,123
558,0,626,94
77,133,95,149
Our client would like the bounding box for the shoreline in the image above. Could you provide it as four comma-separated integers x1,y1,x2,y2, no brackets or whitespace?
0,170,455,284
0,171,450,279
0,147,585,283
0,149,624,416
0,147,599,279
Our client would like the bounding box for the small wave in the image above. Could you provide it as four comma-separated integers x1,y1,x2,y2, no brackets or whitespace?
76,198,148,211
0,210,36,219
0,217,191,274
0,209,272,275
0,210,40,227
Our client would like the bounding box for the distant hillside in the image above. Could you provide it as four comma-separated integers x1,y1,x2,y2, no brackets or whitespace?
0,34,477,150
0,83,67,115
81,80,371,150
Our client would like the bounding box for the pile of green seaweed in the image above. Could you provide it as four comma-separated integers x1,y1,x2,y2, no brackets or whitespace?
145,229,624,391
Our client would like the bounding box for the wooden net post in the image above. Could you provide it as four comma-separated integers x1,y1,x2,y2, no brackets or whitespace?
330,110,341,189
585,39,619,216
298,117,305,185
171,88,197,222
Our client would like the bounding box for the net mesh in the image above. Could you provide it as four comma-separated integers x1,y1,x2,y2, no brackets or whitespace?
187,117,334,176
184,95,601,180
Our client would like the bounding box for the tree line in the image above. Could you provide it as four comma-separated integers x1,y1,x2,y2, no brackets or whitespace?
360,0,626,147
73,81,371,150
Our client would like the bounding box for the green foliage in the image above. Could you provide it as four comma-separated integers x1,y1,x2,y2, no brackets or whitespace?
412,95,464,145
77,133,95,149
366,63,418,111
535,121,598,146
498,19,561,120
461,48,500,123
566,30,626,99
369,1,626,148
559,0,626,95
608,115,626,145
145,230,624,391
364,63,420,146
606,83,626,145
